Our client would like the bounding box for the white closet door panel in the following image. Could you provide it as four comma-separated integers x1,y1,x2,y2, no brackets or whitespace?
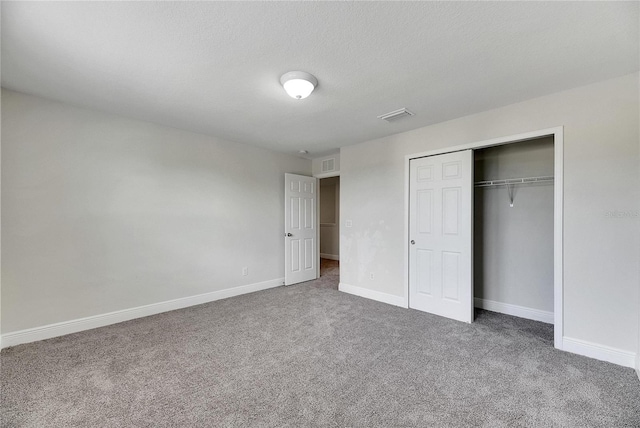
409,150,473,323
416,249,433,296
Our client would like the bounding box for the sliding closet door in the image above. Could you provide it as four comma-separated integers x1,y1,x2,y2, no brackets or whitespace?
409,150,473,323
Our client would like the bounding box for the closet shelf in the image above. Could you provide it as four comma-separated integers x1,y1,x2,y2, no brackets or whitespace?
474,175,554,188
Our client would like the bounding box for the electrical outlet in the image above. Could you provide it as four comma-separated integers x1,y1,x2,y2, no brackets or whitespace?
369,273,375,280
345,220,353,228
242,267,248,276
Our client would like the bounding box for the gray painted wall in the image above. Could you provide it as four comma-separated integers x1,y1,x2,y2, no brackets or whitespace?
1,89,311,333
320,177,340,258
340,73,639,354
474,138,554,312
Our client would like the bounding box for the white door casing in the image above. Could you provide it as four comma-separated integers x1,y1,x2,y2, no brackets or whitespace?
285,173,318,285
409,150,473,323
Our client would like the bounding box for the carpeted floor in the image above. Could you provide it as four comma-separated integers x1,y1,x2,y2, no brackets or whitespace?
310,258,339,290
2,267,639,427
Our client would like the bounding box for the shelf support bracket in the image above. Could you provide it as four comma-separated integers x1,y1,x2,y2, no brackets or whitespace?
507,183,515,207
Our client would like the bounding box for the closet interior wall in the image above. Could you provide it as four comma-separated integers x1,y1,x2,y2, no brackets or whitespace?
474,137,554,319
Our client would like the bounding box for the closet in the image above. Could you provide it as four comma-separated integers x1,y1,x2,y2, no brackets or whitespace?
473,137,554,324
408,133,558,334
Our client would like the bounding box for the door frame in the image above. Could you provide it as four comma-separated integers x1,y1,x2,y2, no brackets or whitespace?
403,126,564,350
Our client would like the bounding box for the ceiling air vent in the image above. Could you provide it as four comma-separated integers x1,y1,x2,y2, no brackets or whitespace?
377,108,414,122
321,158,335,173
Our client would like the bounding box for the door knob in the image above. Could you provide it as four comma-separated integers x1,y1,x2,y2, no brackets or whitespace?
410,240,415,245
286,233,293,237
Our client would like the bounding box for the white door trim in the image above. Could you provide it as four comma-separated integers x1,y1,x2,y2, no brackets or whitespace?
314,171,340,179
403,126,564,350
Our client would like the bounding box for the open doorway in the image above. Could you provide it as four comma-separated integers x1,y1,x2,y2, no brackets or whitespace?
319,176,340,288
473,136,555,345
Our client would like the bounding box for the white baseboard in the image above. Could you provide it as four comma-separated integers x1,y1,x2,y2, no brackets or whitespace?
635,354,640,381
562,337,636,368
339,282,407,308
320,253,339,261
474,298,554,324
1,278,284,349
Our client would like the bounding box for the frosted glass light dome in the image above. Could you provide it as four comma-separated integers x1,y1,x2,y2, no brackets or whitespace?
280,71,317,99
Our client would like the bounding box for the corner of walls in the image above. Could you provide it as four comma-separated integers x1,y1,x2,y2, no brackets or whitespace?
1,89,309,338
312,152,340,178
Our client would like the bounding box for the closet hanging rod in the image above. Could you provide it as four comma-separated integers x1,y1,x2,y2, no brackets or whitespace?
474,175,554,188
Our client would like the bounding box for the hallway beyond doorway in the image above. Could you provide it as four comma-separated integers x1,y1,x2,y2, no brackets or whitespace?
309,258,339,290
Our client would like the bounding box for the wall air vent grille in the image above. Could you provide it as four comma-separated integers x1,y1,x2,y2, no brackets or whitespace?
377,108,415,122
321,158,335,172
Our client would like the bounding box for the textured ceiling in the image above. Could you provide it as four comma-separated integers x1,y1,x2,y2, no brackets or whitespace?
2,2,638,157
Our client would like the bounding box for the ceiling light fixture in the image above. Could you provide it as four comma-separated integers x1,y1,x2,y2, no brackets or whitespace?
280,71,317,100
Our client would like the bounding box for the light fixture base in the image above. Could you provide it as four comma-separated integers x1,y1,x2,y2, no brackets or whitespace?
280,71,318,99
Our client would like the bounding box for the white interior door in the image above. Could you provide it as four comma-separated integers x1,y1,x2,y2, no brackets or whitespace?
285,173,318,285
409,150,473,323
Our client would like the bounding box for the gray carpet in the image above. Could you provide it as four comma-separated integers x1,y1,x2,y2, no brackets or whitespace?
2,271,639,427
